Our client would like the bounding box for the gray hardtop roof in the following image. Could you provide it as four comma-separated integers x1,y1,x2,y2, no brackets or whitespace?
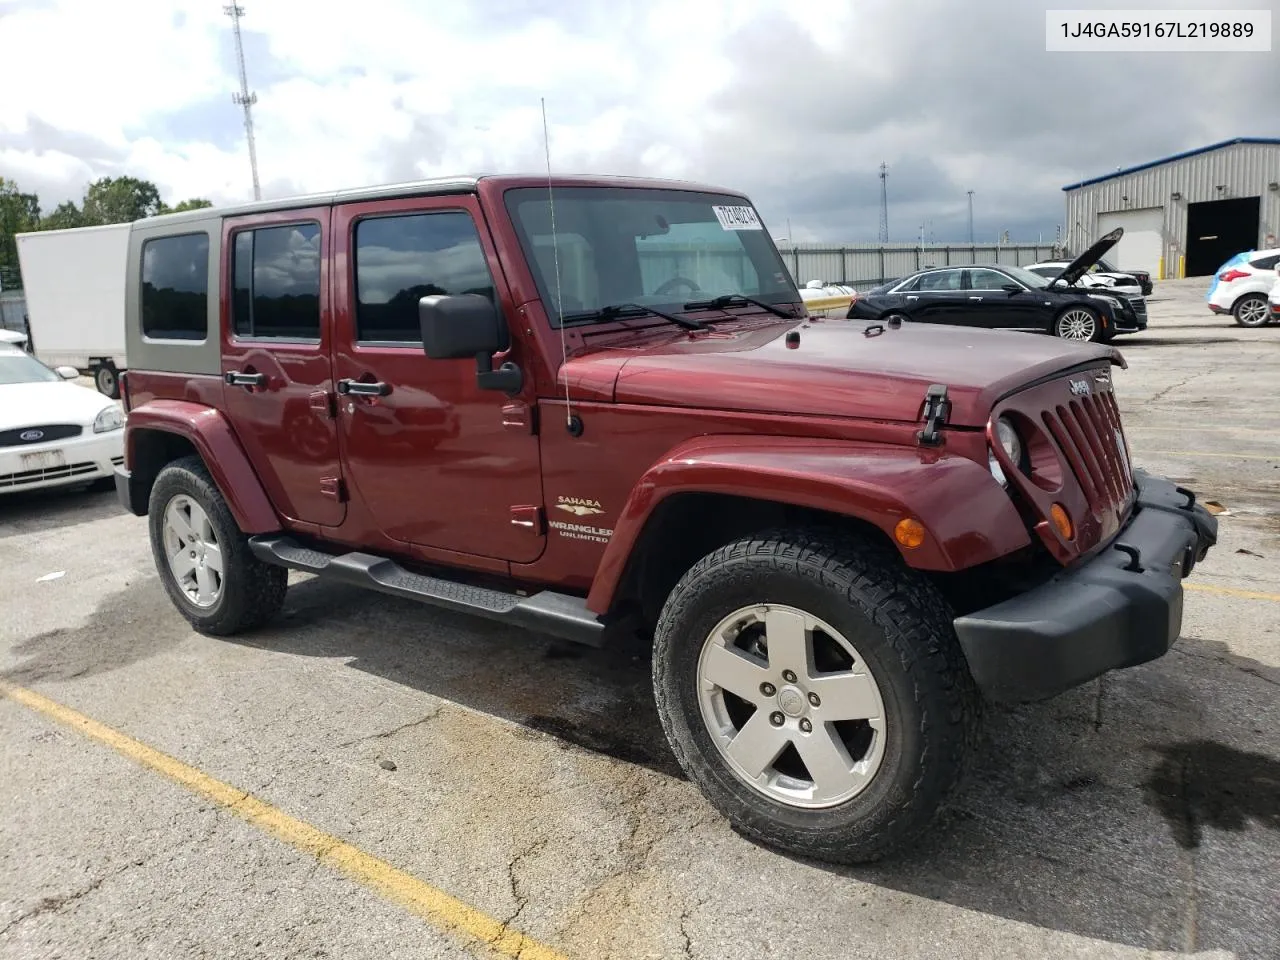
140,172,747,228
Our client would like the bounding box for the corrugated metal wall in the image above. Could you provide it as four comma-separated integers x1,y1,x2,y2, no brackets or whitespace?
1064,141,1280,276
776,242,1060,287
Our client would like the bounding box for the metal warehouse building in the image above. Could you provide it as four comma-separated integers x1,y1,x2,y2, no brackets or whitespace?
1063,137,1280,279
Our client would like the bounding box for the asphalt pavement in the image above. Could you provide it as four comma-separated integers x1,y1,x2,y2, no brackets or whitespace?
2,278,1277,960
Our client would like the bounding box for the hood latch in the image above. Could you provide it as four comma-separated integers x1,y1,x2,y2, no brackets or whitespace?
917,383,950,446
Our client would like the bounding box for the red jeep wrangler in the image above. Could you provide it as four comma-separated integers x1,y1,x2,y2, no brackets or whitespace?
115,175,1217,863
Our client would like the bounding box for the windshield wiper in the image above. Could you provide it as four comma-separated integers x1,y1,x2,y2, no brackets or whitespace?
565,302,708,331
682,293,797,319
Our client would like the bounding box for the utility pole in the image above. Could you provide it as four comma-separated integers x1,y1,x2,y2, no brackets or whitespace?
966,190,974,244
224,4,261,200
878,163,889,242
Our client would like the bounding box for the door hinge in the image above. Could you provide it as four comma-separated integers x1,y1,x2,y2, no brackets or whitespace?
916,383,950,446
510,505,544,534
320,477,347,501
310,390,336,419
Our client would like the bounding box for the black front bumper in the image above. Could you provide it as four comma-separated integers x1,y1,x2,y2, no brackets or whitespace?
954,470,1218,703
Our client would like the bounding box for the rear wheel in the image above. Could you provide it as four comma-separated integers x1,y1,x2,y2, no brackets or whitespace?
652,530,980,864
93,361,120,399
1054,306,1102,342
148,455,286,635
1232,294,1268,328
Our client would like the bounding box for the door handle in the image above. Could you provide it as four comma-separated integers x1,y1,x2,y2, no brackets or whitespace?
336,378,391,397
906,295,919,300
224,370,267,387
969,296,983,301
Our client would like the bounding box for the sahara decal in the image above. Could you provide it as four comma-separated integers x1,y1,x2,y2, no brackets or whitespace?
555,496,605,517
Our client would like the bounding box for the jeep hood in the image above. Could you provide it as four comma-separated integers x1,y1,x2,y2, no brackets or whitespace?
572,319,1121,428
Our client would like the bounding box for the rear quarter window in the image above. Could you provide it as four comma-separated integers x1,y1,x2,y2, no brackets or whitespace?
1248,254,1279,271
141,233,210,341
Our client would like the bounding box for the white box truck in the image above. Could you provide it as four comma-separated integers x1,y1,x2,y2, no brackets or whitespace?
15,222,131,398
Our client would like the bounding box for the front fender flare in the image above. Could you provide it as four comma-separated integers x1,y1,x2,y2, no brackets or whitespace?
586,435,1030,614
124,400,280,534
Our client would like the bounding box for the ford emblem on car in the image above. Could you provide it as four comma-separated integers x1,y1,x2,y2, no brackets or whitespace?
1069,378,1091,396
19,429,44,442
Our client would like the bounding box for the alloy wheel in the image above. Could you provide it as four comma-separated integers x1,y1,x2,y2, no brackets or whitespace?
1057,308,1097,341
1236,296,1268,327
696,604,887,809
162,494,223,608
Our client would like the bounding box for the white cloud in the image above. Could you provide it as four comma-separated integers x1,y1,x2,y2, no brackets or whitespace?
0,0,1275,241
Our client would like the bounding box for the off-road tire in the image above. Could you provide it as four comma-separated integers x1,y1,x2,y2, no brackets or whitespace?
148,454,286,636
1232,294,1268,328
652,529,980,864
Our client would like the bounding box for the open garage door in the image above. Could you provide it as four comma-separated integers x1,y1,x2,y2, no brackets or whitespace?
1185,196,1261,277
1097,208,1163,276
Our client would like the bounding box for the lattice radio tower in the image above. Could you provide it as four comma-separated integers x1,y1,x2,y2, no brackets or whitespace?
224,4,261,200
877,163,889,242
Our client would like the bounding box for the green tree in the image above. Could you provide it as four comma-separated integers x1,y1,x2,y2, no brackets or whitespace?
0,177,42,287
81,176,165,225
167,198,214,213
39,201,85,231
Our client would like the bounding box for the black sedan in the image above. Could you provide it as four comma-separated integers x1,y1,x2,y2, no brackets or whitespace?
846,230,1145,342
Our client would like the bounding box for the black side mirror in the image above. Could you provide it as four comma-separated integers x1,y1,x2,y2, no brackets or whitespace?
1002,284,1022,294
419,294,523,394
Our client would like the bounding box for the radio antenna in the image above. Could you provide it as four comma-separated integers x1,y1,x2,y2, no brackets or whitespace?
541,97,576,433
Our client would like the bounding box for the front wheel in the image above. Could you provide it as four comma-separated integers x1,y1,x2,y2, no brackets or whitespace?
652,530,980,864
148,455,287,636
93,361,120,399
1232,294,1268,328
1054,306,1102,342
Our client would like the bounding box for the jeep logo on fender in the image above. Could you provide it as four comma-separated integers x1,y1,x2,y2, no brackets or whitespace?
1068,378,1091,397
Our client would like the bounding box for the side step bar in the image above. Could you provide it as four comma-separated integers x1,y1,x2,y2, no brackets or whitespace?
248,535,605,647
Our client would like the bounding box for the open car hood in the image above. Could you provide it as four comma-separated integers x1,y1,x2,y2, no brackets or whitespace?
1053,227,1124,287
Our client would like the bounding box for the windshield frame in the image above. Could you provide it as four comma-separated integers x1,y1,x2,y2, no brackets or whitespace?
0,351,62,386
501,185,800,329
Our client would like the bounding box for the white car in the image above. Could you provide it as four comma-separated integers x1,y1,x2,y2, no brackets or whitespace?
1205,248,1280,327
1026,261,1145,300
0,342,124,495
1268,275,1280,325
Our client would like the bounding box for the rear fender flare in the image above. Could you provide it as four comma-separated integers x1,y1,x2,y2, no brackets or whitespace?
586,435,1030,614
125,400,279,533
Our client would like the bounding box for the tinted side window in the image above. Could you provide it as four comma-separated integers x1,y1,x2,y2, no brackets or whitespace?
917,270,962,291
1249,253,1279,271
969,269,1012,289
354,211,495,343
231,223,321,339
142,233,209,340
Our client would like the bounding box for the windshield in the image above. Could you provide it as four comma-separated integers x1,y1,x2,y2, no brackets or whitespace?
0,353,60,385
1001,265,1052,289
503,187,798,326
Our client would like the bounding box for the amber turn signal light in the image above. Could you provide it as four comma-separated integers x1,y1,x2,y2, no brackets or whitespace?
894,517,926,549
1050,503,1073,540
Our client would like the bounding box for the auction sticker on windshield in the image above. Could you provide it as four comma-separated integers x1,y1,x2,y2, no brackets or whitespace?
712,205,763,230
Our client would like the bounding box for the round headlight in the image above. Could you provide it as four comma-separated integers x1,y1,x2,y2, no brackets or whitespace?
995,416,1022,467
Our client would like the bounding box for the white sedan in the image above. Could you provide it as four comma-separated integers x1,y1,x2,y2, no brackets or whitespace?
0,342,124,495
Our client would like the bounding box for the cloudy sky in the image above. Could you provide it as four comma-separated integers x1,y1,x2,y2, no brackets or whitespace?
1,0,1276,243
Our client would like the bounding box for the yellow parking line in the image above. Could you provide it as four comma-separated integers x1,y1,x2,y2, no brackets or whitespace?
0,681,567,960
1186,582,1280,603
1143,449,1277,461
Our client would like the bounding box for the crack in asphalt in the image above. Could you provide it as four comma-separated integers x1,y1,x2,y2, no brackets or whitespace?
1146,365,1217,406
491,835,550,947
1169,645,1280,688
0,853,155,938
333,709,442,750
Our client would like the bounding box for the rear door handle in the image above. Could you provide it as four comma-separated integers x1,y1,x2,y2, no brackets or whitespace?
969,296,983,301
337,379,391,397
906,295,919,301
224,370,267,387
